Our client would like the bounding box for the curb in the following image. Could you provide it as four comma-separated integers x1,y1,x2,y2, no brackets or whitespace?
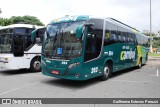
148,59,160,61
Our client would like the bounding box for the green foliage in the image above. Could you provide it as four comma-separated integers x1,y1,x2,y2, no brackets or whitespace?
143,33,156,37
0,15,44,26
143,33,160,48
10,16,44,26
148,52,160,56
0,18,12,26
153,37,160,48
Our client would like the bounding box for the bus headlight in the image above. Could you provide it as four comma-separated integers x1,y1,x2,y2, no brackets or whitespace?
5,58,9,61
68,62,80,69
0,57,10,62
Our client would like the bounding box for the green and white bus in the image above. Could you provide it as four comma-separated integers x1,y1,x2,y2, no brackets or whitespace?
41,15,148,80
0,24,45,72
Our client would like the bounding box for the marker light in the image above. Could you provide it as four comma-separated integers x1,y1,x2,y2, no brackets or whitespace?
68,62,80,69
0,57,10,63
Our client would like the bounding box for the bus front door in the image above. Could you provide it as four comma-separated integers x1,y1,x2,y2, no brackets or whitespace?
13,34,25,57
83,30,103,78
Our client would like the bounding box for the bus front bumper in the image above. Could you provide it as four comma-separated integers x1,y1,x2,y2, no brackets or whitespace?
0,61,10,70
42,70,88,81
41,65,90,81
0,61,20,70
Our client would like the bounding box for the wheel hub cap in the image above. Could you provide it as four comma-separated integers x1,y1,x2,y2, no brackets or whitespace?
33,61,40,70
104,66,109,77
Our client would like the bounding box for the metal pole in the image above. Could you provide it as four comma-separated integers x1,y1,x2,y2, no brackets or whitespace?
150,0,153,52
0,8,1,14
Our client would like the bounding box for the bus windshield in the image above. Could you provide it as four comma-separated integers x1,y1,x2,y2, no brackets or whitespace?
42,21,85,59
0,34,12,52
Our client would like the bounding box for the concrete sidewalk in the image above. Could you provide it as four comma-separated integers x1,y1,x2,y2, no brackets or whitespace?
148,56,160,60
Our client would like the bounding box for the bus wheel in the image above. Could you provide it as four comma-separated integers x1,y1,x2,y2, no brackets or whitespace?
100,64,111,81
30,57,41,72
137,58,142,69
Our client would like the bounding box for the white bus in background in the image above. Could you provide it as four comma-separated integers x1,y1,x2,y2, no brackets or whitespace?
0,24,45,72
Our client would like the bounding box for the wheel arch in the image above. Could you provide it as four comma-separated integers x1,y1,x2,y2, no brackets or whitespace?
31,55,41,63
104,58,113,72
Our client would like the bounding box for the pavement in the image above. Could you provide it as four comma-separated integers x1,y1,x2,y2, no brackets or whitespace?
0,59,160,107
148,56,160,60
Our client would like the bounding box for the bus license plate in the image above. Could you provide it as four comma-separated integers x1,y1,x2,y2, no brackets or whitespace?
52,70,59,75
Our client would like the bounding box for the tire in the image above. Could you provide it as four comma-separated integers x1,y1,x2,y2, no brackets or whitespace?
137,58,142,69
30,57,41,72
100,64,112,81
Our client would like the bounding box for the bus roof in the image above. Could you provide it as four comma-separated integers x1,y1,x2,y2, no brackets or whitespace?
0,24,44,30
49,15,110,25
49,15,90,24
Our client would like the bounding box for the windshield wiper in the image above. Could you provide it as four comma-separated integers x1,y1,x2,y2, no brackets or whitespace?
60,30,69,60
54,31,58,43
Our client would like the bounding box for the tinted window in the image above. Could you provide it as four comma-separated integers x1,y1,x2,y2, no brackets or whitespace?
14,28,26,33
104,21,118,45
84,19,103,61
136,34,148,46
0,29,11,34
37,28,45,43
104,21,140,46
26,28,34,34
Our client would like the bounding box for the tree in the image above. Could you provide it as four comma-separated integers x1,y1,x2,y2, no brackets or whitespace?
0,18,12,26
0,15,44,26
143,33,155,37
143,33,160,48
10,16,44,26
153,37,160,48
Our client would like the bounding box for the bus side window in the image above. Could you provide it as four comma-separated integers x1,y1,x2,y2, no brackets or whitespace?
128,34,131,44
24,28,33,50
131,34,136,44
121,32,125,42
126,33,130,43
122,35,126,42
129,33,135,44
133,34,138,45
38,29,45,43
110,27,117,42
105,21,118,44
104,30,110,46
111,33,117,41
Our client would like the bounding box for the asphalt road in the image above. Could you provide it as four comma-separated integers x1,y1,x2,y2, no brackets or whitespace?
0,60,160,107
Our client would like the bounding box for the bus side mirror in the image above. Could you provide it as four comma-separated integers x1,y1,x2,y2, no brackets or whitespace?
76,25,83,39
36,38,41,43
75,23,94,39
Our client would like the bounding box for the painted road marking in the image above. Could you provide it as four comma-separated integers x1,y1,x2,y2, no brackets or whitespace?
0,82,39,96
156,69,159,76
111,80,160,84
0,87,24,96
149,69,160,77
149,75,160,77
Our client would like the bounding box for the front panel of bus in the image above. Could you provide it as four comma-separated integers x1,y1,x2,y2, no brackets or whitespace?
41,17,107,80
0,27,35,69
41,21,86,80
